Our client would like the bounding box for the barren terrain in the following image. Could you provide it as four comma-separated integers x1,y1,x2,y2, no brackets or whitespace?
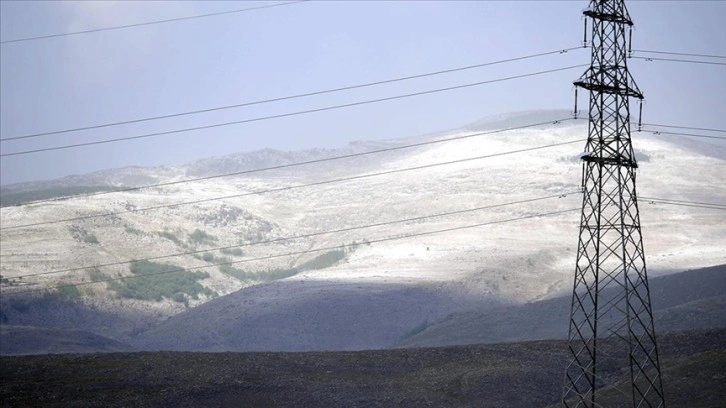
1,110,725,352
1,328,723,408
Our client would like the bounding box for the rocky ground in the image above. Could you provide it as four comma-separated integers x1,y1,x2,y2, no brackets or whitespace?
2,112,725,353
1,328,724,408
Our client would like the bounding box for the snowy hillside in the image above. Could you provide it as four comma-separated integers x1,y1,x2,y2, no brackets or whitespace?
1,110,724,350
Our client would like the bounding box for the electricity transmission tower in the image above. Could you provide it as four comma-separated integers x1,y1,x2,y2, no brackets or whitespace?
562,1,665,407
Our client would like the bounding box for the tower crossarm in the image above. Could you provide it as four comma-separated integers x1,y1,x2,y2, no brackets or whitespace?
561,1,665,407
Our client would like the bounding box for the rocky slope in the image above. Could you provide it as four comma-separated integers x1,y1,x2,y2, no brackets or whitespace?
1,110,724,351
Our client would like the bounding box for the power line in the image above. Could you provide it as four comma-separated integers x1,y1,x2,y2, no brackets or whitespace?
640,196,726,208
1,195,720,290
575,116,726,139
5,118,720,208
630,56,726,66
639,123,726,134
574,116,726,135
641,197,726,211
641,129,726,141
0,64,588,158
0,138,586,231
0,47,582,143
3,193,580,282
1,208,580,295
6,118,577,207
646,201,726,211
0,1,306,45
632,49,726,60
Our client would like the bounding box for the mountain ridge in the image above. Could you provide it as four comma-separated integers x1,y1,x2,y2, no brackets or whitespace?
1,110,724,354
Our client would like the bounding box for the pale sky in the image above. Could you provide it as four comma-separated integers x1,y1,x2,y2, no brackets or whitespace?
1,1,724,185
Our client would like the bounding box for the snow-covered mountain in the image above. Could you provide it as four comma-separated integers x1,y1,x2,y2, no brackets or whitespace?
1,110,724,351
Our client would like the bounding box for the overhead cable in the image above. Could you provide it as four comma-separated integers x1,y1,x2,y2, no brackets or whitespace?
0,138,586,231
0,47,583,143
1,196,720,289
6,118,577,207
2,208,580,295
0,64,588,157
642,197,726,211
641,130,726,141
630,56,726,66
639,123,726,134
4,193,581,282
0,1,306,45
5,119,721,208
631,49,726,60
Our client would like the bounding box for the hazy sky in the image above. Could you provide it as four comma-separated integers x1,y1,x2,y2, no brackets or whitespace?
1,1,724,185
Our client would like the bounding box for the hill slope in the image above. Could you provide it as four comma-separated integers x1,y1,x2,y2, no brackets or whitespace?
398,264,726,348
1,328,723,408
1,110,725,351
0,325,135,355
131,264,726,352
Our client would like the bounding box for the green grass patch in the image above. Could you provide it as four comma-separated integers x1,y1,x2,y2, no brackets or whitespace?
108,260,213,303
57,284,82,300
88,268,108,283
70,226,100,245
188,229,218,246
83,233,99,244
220,247,244,256
218,249,347,283
200,252,230,264
0,185,117,207
158,231,186,247
124,225,143,235
219,265,255,281
298,249,346,271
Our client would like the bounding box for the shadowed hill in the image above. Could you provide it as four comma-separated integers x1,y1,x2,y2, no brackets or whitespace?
0,325,135,355
130,265,725,353
398,264,726,347
132,280,483,352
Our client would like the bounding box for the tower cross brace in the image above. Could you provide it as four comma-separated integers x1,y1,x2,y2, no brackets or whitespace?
562,1,665,407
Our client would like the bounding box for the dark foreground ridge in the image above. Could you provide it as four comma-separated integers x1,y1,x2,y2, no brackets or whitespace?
1,328,724,408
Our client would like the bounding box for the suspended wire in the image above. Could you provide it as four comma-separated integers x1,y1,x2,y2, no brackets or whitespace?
4,119,721,208
629,56,726,67
0,46,717,146
0,64,587,158
1,208,580,295
6,118,577,207
631,49,726,60
642,198,726,211
562,116,726,140
640,196,726,208
3,193,581,282
639,123,726,134
0,1,307,45
646,201,726,211
641,130,726,141
574,116,726,136
0,138,586,231
2,119,720,209
1,195,720,290
0,47,583,143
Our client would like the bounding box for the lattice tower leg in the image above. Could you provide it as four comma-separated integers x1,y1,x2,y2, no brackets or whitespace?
562,1,665,407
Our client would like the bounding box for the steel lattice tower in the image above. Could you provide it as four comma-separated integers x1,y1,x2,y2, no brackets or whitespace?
562,1,665,407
